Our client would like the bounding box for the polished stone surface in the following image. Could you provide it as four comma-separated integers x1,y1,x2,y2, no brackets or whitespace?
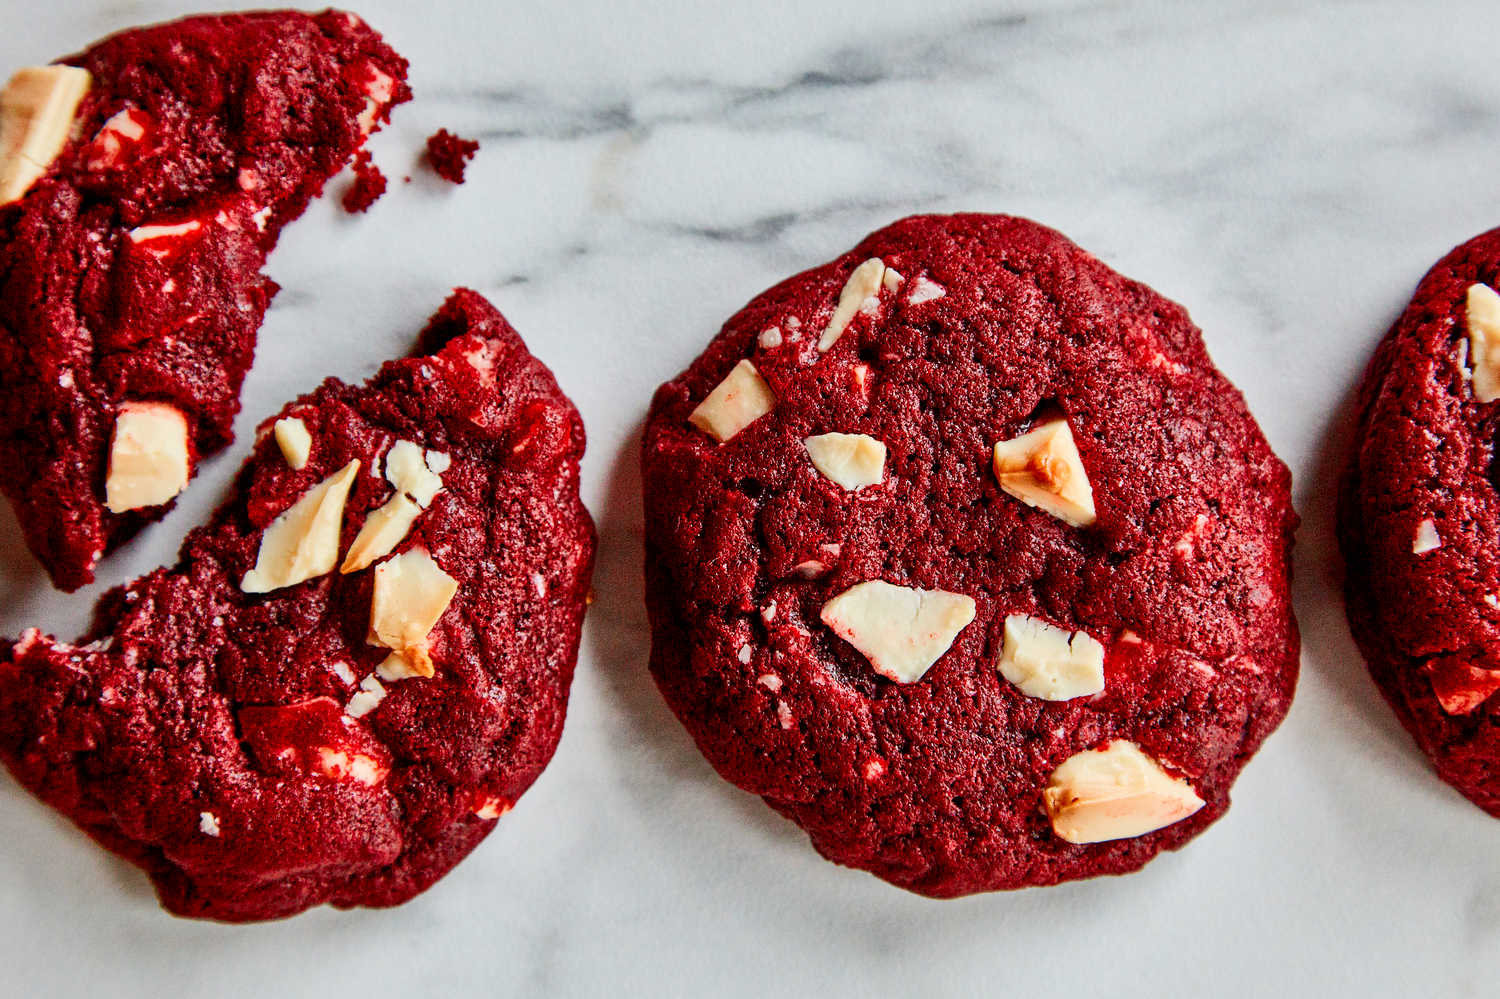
2,1,1496,995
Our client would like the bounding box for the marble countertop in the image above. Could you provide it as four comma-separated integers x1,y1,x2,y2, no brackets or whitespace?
2,1,1496,995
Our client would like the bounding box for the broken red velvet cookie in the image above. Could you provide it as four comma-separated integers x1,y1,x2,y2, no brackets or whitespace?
0,290,595,921
642,214,1299,896
1340,226,1500,817
0,10,411,590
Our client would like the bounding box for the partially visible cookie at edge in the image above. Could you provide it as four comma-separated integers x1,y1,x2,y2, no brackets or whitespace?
1340,227,1500,816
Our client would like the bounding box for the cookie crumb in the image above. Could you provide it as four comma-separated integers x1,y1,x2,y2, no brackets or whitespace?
425,128,479,183
342,149,387,213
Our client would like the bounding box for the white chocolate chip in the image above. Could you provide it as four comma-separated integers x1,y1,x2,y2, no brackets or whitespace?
688,359,775,443
1413,518,1441,555
757,673,783,692
198,811,220,837
127,219,204,257
385,440,443,507
105,401,191,513
425,450,451,474
273,417,312,469
241,461,360,593
1467,284,1500,403
820,579,976,684
882,268,904,293
997,614,1106,701
1043,740,1204,844
474,796,508,819
761,600,777,623
341,494,422,573
315,745,385,785
344,674,387,719
368,547,458,673
375,650,428,682
329,660,356,685
906,276,946,305
776,701,795,729
993,418,1097,527
0,66,91,205
818,258,886,352
803,433,886,490
759,327,783,349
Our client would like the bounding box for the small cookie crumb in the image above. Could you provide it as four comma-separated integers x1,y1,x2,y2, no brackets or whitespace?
425,129,480,184
342,149,387,213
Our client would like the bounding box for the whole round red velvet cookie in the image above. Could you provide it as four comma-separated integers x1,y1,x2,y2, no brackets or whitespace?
642,214,1298,896
1340,228,1500,816
0,290,595,921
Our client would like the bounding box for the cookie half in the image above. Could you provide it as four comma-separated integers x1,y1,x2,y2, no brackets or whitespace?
643,214,1298,896
0,10,410,589
1340,228,1500,816
0,290,595,921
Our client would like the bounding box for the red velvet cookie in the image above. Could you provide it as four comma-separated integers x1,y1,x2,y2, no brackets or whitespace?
0,10,410,590
643,214,1298,896
0,290,595,921
1340,228,1500,816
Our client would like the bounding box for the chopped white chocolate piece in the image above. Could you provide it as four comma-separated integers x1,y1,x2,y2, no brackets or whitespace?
882,267,904,293
907,276,947,305
0,66,91,205
993,418,1097,527
1043,740,1204,844
241,461,360,593
198,811,220,837
376,650,430,682
385,439,443,507
345,674,387,718
688,360,775,443
425,450,451,474
820,579,976,684
342,494,423,573
759,327,783,349
1467,283,1500,403
128,219,203,246
369,547,457,659
997,614,1106,701
105,401,191,513
818,258,886,352
1413,518,1441,555
357,67,396,135
803,433,886,490
273,417,312,469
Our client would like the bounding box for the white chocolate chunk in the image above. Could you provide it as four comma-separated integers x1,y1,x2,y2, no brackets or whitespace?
1413,518,1441,555
376,650,430,682
882,267,904,293
1043,740,1204,844
820,579,976,684
997,614,1105,701
993,418,1097,527
0,66,91,205
341,494,422,573
385,439,443,506
803,433,886,490
688,359,775,443
425,450,451,474
357,66,396,135
818,258,886,352
105,401,191,513
198,811,220,837
345,674,387,719
907,276,946,305
273,417,312,469
369,547,457,659
1466,283,1500,403
241,461,360,593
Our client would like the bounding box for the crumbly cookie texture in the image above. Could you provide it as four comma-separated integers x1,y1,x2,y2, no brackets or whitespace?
0,290,595,921
644,213,1298,896
1341,228,1500,816
0,10,411,590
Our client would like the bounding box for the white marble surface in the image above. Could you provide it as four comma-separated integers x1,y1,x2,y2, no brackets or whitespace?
1,0,1497,995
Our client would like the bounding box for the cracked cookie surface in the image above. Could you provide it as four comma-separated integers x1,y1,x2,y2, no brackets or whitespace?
0,10,410,589
0,290,595,921
643,213,1298,896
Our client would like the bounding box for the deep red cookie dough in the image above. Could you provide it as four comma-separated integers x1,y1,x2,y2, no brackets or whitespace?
0,290,596,921
642,214,1299,896
1340,227,1500,816
425,129,479,184
0,10,411,590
